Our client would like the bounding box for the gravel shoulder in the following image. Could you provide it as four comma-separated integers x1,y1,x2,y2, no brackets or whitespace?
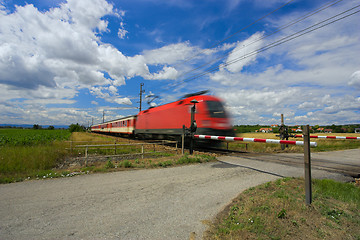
0,150,355,240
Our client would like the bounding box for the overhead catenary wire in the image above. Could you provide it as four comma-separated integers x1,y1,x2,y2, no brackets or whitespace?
172,0,297,68
173,0,345,82
168,5,360,88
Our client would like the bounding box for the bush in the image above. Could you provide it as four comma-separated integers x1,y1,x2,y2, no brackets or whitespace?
105,159,115,169
119,160,132,168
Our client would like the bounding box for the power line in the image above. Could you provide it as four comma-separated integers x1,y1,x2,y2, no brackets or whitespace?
172,0,297,67
169,5,360,87
173,0,345,84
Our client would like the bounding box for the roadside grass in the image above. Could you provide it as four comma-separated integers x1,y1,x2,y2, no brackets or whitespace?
204,178,360,240
228,133,360,153
73,153,216,172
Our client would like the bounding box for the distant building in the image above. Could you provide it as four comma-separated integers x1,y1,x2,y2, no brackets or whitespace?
317,128,324,132
259,128,273,133
324,129,333,133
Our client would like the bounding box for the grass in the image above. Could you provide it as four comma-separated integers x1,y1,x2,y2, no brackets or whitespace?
0,128,70,146
77,153,216,172
0,141,69,183
0,130,217,183
204,178,360,240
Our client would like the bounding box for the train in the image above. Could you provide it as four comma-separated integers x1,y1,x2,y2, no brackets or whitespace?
91,92,235,142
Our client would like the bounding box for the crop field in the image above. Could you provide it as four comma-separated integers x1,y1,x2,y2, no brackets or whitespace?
0,129,72,183
0,128,71,146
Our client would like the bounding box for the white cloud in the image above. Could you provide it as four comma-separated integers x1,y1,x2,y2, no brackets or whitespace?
224,32,264,73
118,22,128,39
145,66,179,80
348,71,360,90
113,97,132,105
142,42,198,65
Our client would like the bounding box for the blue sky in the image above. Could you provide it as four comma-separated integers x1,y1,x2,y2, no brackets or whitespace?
0,0,359,126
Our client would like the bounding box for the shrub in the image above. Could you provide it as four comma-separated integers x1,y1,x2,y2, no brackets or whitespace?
105,159,115,169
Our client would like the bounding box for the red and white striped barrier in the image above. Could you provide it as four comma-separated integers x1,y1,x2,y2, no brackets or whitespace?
194,135,317,147
294,135,360,140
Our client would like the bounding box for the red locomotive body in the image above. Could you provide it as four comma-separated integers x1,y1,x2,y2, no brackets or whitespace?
90,94,234,140
134,95,234,139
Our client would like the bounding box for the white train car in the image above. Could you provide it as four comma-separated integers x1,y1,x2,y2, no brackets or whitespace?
91,115,136,136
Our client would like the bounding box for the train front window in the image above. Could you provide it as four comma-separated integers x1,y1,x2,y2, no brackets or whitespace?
205,101,226,118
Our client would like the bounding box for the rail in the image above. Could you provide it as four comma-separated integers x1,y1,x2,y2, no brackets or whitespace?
195,125,316,205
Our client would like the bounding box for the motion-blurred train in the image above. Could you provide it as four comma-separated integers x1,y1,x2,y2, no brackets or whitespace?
91,92,235,141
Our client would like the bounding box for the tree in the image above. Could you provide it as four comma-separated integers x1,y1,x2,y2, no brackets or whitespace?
69,123,85,133
33,124,42,130
47,126,55,130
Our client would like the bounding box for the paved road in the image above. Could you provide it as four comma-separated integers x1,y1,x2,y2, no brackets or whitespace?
0,150,356,240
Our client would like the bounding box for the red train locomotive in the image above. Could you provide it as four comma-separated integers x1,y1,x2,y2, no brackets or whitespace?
91,93,234,141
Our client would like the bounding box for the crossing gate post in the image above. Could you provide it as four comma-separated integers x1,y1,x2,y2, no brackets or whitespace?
303,125,312,205
182,125,185,155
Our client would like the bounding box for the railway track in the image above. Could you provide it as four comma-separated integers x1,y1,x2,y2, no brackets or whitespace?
92,133,360,178
201,147,360,178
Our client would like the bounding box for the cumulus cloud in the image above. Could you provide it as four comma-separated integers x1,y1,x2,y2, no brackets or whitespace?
0,0,190,102
0,0,117,92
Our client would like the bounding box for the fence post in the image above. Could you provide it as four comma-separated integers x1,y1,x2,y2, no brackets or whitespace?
141,144,144,159
114,142,117,155
303,125,312,205
85,146,88,167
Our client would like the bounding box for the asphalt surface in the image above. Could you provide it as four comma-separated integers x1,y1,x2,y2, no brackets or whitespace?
0,149,357,240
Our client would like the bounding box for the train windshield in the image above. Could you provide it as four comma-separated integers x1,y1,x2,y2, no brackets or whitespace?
205,101,226,118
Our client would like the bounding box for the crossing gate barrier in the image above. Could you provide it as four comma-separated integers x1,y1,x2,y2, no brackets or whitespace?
194,135,317,147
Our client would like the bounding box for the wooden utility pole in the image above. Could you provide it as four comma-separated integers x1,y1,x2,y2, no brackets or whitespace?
303,125,312,205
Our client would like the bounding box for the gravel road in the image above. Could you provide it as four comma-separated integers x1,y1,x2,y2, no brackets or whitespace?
0,151,354,240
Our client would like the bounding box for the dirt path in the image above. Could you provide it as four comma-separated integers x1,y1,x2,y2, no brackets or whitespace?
0,153,353,240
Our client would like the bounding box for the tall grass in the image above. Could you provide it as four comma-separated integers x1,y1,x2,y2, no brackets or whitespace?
0,141,69,183
313,179,360,205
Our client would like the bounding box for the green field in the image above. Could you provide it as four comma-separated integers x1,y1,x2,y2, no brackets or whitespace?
0,129,71,183
0,128,71,146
